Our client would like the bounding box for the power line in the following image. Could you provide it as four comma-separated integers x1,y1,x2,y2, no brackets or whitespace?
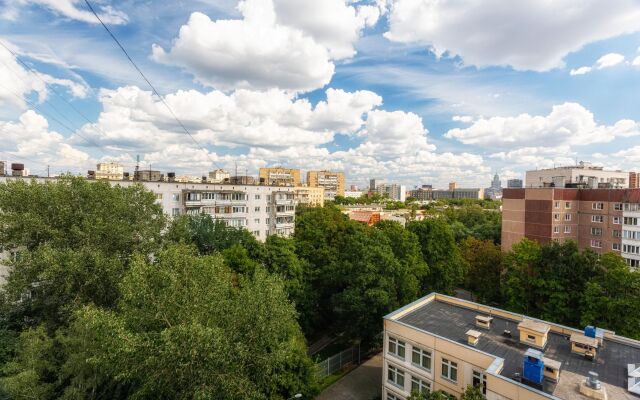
83,0,223,170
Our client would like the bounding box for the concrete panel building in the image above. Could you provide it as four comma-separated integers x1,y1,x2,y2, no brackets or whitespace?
307,170,345,200
95,162,124,181
630,172,639,189
259,168,300,186
383,293,640,400
502,188,640,269
294,186,325,207
525,162,628,189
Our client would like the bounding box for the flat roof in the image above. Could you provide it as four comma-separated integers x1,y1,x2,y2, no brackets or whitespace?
519,319,551,334
393,296,640,399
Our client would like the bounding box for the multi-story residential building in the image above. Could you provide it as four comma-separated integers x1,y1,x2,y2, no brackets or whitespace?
507,179,523,188
134,169,162,182
0,161,6,176
432,188,484,200
344,190,363,198
525,162,628,189
294,186,324,207
408,187,433,202
383,292,640,400
208,169,230,183
502,188,640,269
259,168,300,186
307,170,345,200
630,172,639,189
95,162,124,180
0,176,298,241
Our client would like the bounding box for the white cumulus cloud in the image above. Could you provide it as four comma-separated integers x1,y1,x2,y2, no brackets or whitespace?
445,102,640,148
15,0,127,25
384,0,640,71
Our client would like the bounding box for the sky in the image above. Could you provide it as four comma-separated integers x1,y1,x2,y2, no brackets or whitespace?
0,0,639,189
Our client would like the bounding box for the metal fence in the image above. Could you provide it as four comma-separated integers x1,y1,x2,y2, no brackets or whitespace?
315,344,362,379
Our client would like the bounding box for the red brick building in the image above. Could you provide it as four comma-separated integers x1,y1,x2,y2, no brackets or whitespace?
502,188,640,269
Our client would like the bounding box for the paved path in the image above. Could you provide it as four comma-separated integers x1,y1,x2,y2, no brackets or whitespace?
316,353,382,400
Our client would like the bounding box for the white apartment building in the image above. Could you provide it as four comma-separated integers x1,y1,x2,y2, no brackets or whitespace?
525,162,628,189
95,162,124,180
622,202,640,269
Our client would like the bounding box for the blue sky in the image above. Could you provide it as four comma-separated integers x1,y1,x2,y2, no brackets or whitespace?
1,0,639,188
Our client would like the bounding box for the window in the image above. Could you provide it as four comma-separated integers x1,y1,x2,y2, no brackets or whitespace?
591,227,602,236
564,213,572,221
473,370,487,395
624,230,640,240
613,230,621,238
253,230,260,237
441,358,458,382
592,202,604,210
592,215,604,223
613,217,621,225
411,376,431,394
387,365,405,388
388,337,406,359
155,193,163,200
254,206,260,212
554,226,560,234
564,226,572,234
171,208,181,216
623,244,640,255
255,194,261,200
590,240,602,249
386,394,400,400
254,218,260,224
614,203,623,211
554,213,560,221
527,334,536,342
411,347,432,371
612,243,621,251
172,193,180,202
625,204,640,212
565,202,572,209
554,201,560,209
624,217,639,226
628,259,640,268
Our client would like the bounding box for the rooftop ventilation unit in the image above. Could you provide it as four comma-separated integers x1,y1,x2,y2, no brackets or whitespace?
523,348,544,385
587,372,601,390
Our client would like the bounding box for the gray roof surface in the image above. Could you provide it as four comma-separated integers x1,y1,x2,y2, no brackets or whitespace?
398,299,640,396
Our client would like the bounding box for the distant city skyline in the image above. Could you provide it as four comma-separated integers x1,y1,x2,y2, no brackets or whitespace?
1,1,640,188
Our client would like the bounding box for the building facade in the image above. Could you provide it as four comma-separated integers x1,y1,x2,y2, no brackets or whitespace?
307,170,345,200
502,188,640,269
259,168,301,186
0,176,298,241
95,162,124,180
485,173,503,200
384,293,640,400
525,162,628,189
294,186,325,207
630,172,639,189
507,179,523,188
208,169,230,183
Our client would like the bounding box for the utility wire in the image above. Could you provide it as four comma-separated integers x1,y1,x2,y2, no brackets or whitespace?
83,0,223,170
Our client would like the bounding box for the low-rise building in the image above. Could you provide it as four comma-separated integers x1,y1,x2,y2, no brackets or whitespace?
294,186,324,207
383,292,640,400
344,190,363,198
208,169,230,183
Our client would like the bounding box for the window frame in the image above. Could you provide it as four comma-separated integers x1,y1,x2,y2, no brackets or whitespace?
441,358,458,383
411,346,432,372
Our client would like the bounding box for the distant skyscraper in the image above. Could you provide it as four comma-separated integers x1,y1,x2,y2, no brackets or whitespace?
491,173,501,189
485,173,503,200
507,179,523,188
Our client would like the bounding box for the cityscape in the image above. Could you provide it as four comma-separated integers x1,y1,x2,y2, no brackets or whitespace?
1,1,640,400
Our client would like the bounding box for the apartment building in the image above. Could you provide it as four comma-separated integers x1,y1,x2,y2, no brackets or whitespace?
259,168,300,186
525,162,628,189
95,162,124,180
307,170,345,200
383,292,640,400
432,188,484,200
502,188,640,269
630,172,639,189
0,176,298,241
208,169,230,183
294,186,324,207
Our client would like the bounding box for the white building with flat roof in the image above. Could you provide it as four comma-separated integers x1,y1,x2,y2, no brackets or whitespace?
526,162,628,189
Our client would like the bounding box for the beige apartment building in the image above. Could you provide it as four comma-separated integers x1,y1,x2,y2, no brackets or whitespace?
259,168,301,186
502,188,640,269
383,293,640,400
95,162,124,180
307,170,345,200
294,186,324,207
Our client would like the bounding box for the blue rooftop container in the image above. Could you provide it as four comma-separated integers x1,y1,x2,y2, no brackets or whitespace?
523,348,544,384
585,325,596,338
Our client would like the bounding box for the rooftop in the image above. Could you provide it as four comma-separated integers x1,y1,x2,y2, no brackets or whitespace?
391,294,640,399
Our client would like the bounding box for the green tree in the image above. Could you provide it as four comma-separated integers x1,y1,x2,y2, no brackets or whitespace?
62,245,317,399
462,237,503,304
407,218,467,294
461,385,484,400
